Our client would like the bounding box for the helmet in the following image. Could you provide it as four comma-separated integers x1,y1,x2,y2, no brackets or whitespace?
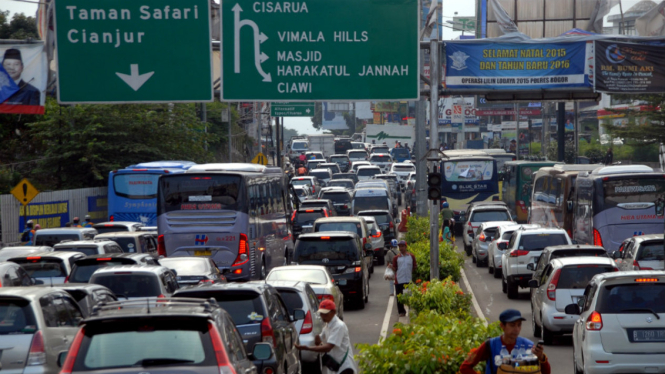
26,220,34,228
442,201,449,208
85,214,91,220
391,239,398,247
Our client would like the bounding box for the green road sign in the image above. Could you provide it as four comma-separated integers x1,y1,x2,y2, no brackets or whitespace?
55,0,213,103
221,0,418,101
270,102,315,116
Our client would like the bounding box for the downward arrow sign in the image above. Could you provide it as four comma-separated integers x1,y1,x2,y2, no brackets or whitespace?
116,64,154,91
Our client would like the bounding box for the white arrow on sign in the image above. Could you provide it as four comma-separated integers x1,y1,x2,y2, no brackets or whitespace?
233,4,271,82
116,64,154,91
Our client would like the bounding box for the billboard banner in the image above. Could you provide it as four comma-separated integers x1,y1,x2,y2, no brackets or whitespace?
87,195,108,224
19,201,69,232
0,43,47,114
595,41,665,93
438,96,478,126
445,41,592,90
321,102,348,130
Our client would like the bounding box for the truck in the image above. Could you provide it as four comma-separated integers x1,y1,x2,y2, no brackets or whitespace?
363,124,415,149
307,134,335,158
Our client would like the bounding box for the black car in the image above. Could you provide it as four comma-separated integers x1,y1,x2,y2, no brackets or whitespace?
59,298,267,374
293,232,371,309
356,210,397,245
68,253,160,283
329,154,352,172
292,207,330,239
318,190,353,216
331,173,359,185
300,199,337,216
326,179,355,191
174,283,302,374
334,139,353,155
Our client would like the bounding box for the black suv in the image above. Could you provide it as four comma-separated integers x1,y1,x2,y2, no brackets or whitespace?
334,139,353,155
58,298,268,374
300,200,337,217
174,283,302,374
68,253,160,283
292,207,330,240
329,154,352,172
356,210,397,246
294,232,371,309
319,190,353,216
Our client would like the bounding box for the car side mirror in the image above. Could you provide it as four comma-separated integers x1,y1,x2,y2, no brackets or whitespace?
526,263,535,271
564,303,581,315
57,351,68,368
293,309,305,321
364,243,372,250
528,279,539,288
250,342,274,361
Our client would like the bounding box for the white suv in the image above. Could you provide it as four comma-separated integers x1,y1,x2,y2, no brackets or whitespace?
463,204,513,256
566,271,665,374
488,224,540,278
501,227,571,299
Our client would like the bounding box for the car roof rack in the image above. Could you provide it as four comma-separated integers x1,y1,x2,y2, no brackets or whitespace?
90,297,220,316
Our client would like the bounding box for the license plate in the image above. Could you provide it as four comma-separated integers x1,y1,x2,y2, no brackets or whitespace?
194,250,211,256
337,279,347,286
629,329,665,342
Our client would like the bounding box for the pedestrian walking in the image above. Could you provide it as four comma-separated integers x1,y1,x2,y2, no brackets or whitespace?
441,201,454,229
392,240,416,317
460,309,551,374
295,299,358,374
21,220,34,243
385,239,399,296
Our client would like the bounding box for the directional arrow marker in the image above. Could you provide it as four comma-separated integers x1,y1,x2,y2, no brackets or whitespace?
116,64,155,91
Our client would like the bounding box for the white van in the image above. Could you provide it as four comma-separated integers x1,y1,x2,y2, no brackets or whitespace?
352,188,392,216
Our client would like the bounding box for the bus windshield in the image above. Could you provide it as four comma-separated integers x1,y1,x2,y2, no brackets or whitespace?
158,175,242,214
602,178,665,210
113,174,161,199
443,160,493,182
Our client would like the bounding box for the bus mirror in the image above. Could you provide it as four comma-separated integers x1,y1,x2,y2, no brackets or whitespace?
567,201,574,212
655,199,664,217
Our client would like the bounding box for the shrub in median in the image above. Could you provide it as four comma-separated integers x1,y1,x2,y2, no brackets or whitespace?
408,240,463,282
398,277,470,317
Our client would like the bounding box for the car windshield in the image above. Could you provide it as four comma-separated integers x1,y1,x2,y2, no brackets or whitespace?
348,152,367,160
0,299,37,335
54,246,99,256
597,283,665,313
35,234,80,247
295,212,326,225
636,242,664,261
267,269,328,285
320,192,350,203
291,179,313,187
328,181,353,189
103,237,139,253
354,197,388,213
309,171,330,180
357,168,380,177
159,259,208,275
393,165,415,172
557,265,616,289
76,319,210,370
471,210,511,222
518,234,568,251
70,260,134,283
315,222,362,236
292,141,308,150
91,274,162,298
13,258,67,278
330,157,348,163
361,213,390,225
295,238,359,262
93,226,130,234
195,292,265,325
294,189,308,197
550,249,608,260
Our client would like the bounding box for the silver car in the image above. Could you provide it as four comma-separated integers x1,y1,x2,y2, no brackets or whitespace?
613,234,664,271
487,224,540,278
0,287,84,374
266,265,344,320
362,216,386,264
471,221,513,267
9,251,86,284
267,280,325,368
89,265,179,300
565,271,665,374
529,256,617,345
0,246,53,262
368,153,393,173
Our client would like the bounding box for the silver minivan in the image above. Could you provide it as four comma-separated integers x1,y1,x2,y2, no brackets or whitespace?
33,228,97,247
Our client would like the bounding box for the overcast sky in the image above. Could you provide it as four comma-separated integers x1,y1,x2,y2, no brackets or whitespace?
5,0,658,135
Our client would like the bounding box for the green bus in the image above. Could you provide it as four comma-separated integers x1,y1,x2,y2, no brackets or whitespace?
500,161,559,223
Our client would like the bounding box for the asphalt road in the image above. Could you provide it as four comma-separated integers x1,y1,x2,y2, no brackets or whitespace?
456,236,573,374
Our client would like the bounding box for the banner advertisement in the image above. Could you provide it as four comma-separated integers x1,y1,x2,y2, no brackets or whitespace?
445,41,592,90
595,41,665,93
0,43,47,114
19,201,69,232
87,195,108,224
438,96,478,126
322,102,348,130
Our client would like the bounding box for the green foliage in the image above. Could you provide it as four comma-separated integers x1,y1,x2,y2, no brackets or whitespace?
546,140,576,163
404,215,430,244
0,11,39,39
356,312,502,374
529,142,541,155
398,278,470,317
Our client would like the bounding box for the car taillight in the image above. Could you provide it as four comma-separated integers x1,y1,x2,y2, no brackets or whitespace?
467,229,474,235
593,228,603,247
586,311,603,331
343,204,348,209
311,187,316,193
389,221,394,228
509,250,529,257
372,231,382,238
208,323,237,374
261,318,276,347
27,330,46,366
232,233,249,267
317,294,335,302
109,215,114,222
300,310,313,334
547,269,561,301
198,279,215,284
633,260,653,270
157,234,166,257
363,237,367,246
478,234,486,242
59,328,85,374
324,209,329,217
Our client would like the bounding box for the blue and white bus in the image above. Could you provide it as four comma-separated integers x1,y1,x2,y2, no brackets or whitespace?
573,165,665,253
157,163,293,281
108,161,195,226
439,156,500,226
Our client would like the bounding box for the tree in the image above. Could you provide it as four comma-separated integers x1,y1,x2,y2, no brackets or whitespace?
0,11,39,39
603,94,665,146
309,102,323,130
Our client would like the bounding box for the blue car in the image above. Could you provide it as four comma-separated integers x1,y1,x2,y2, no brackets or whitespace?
390,147,410,162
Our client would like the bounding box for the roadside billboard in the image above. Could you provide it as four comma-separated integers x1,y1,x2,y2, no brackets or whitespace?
0,43,47,115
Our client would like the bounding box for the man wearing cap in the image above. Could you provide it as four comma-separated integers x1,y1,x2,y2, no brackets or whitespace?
83,215,94,227
392,240,416,317
460,309,550,374
2,48,40,106
295,299,358,374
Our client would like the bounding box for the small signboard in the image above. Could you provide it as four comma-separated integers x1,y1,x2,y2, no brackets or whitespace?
10,178,40,206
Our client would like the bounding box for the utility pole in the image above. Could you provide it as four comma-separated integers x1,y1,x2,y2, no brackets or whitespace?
415,55,428,217
574,101,579,163
557,102,565,162
276,116,281,167
514,102,520,159
428,38,440,281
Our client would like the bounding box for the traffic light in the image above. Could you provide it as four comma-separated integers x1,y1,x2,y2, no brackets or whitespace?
427,172,441,200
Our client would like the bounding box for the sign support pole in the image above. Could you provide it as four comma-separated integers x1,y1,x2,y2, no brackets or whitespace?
515,102,520,159
429,39,440,281
415,49,428,218
276,117,281,168
557,102,565,162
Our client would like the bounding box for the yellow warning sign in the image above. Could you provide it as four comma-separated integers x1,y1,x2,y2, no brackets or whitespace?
252,152,268,166
11,178,40,206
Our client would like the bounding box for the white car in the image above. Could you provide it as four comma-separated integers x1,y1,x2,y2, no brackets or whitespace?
389,162,416,190
501,227,571,299
566,271,665,374
613,234,664,271
488,224,540,278
356,165,382,182
293,185,312,203
462,204,513,256
361,216,386,265
368,153,393,173
351,161,371,173
471,221,514,267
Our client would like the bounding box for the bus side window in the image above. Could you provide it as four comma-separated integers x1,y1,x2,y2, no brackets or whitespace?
509,167,517,188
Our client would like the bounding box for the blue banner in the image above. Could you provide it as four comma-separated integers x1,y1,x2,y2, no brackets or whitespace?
87,195,108,223
19,201,69,232
445,42,592,90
